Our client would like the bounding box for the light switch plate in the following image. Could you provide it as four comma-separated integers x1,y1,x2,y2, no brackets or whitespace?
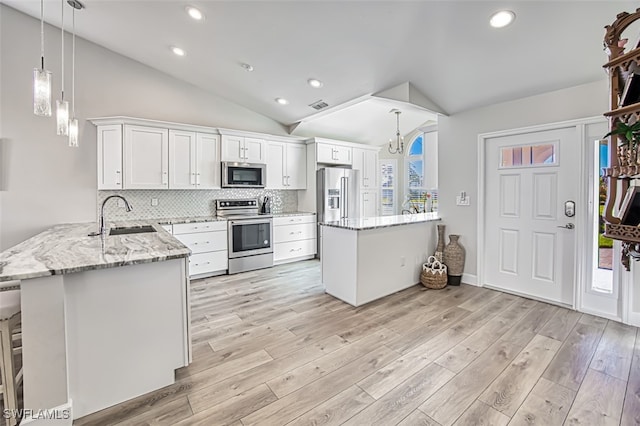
456,195,470,206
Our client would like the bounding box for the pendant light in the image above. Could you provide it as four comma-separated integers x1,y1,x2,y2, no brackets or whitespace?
67,0,83,147
388,109,404,154
56,0,69,135
33,0,52,117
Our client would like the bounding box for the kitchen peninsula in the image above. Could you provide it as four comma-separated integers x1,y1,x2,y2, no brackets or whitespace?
320,213,440,306
0,222,191,423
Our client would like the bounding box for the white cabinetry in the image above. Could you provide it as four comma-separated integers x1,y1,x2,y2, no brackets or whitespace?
172,221,228,278
169,130,220,189
273,215,316,264
360,190,379,218
97,124,123,190
353,147,380,217
352,148,379,189
266,142,306,189
123,125,169,189
316,143,352,165
221,135,266,163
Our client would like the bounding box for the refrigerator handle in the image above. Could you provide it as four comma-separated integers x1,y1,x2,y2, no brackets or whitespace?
344,177,349,218
340,177,346,219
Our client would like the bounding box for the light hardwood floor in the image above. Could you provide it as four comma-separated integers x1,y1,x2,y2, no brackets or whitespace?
74,260,640,425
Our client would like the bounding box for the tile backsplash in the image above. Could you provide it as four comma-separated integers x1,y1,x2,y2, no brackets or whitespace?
98,189,298,221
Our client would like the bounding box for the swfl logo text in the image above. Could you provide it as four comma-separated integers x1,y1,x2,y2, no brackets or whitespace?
3,408,71,420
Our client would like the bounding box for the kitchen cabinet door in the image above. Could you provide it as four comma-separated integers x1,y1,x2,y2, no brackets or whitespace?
97,124,123,190
244,137,266,163
266,141,286,189
221,135,245,162
316,143,352,165
286,143,307,189
334,145,352,165
316,143,336,164
169,130,197,189
352,148,365,187
123,125,169,189
352,148,378,188
361,190,379,218
196,133,220,189
363,149,378,188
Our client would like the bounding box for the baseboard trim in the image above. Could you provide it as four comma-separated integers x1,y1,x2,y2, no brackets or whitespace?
20,400,72,425
461,273,478,286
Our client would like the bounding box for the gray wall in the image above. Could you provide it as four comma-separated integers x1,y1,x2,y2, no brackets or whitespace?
438,79,608,278
0,5,287,250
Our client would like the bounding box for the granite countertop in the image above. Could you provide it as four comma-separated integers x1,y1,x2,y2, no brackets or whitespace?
320,213,440,231
0,222,191,282
122,213,316,226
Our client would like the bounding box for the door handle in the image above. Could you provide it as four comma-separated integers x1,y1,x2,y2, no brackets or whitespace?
557,223,575,229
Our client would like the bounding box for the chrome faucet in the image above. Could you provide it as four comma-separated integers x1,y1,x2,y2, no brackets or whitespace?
99,195,133,236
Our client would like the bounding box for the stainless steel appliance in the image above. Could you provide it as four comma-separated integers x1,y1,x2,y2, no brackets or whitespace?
317,167,359,223
216,199,273,274
221,162,266,188
316,168,359,258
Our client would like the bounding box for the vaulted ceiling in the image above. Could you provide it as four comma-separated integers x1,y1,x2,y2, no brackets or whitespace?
5,1,638,144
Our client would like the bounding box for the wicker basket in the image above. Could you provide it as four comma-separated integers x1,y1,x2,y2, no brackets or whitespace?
420,257,448,289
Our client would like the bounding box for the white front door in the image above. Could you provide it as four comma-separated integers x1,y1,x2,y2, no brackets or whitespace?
484,126,579,305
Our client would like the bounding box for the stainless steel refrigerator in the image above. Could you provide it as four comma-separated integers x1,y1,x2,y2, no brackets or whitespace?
317,167,359,258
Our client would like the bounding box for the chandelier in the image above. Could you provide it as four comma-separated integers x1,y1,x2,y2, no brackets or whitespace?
388,109,404,154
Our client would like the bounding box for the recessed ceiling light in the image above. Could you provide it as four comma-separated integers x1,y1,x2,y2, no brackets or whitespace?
489,10,515,28
171,46,186,56
275,98,289,105
240,63,254,72
185,6,204,21
308,78,323,88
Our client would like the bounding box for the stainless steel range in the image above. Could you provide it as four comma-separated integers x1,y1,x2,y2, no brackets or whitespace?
216,199,273,274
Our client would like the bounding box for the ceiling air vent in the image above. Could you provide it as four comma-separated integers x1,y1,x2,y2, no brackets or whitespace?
309,100,329,110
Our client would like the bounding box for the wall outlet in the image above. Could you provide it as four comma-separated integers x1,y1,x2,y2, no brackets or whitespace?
116,199,125,208
151,198,159,207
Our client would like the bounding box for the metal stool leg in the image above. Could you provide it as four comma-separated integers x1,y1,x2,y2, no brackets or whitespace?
0,316,18,426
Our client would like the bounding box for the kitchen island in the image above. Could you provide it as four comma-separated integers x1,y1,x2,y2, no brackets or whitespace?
0,222,191,423
320,213,440,306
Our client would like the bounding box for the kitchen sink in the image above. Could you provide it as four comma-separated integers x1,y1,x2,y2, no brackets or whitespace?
109,225,157,236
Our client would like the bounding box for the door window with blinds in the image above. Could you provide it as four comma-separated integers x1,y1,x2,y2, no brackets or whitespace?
499,142,557,168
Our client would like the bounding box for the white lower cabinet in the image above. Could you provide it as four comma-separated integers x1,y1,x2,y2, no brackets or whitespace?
273,215,316,264
171,221,228,277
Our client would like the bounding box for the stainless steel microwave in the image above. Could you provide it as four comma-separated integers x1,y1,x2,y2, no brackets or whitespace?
221,162,266,188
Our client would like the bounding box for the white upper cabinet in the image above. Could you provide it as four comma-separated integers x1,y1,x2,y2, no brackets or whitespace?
196,133,220,189
123,125,169,189
316,142,352,165
244,137,266,163
352,148,379,189
169,131,220,189
169,130,197,189
267,142,286,189
286,143,306,189
97,124,123,190
221,135,266,163
266,141,306,190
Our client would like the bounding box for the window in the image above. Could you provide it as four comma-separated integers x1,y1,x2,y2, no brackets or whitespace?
499,143,557,168
404,132,438,213
380,159,397,215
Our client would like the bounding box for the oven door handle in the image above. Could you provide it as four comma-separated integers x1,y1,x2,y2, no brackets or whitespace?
228,219,273,226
